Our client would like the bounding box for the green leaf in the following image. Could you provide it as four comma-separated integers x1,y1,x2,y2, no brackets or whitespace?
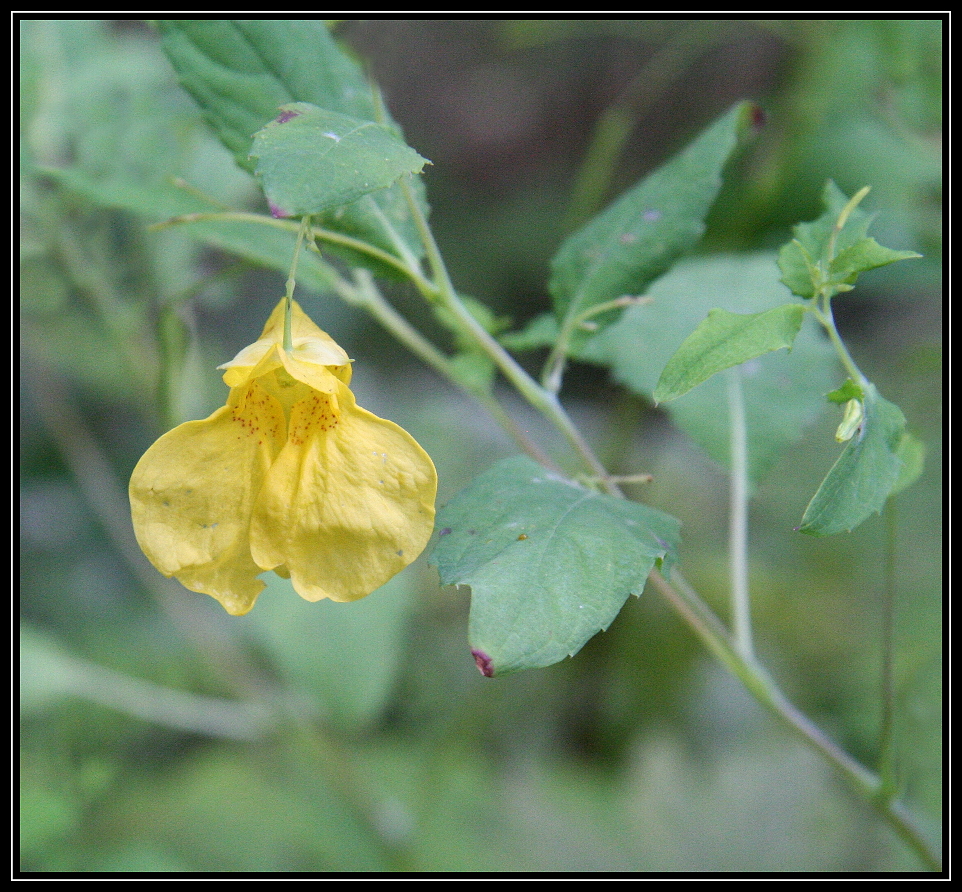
654,304,805,403
830,237,921,283
584,253,838,484
498,312,560,351
799,384,906,535
890,431,926,496
250,103,428,218
777,239,820,300
158,20,382,174
430,456,680,676
826,378,864,404
548,101,758,351
778,180,920,299
157,20,428,266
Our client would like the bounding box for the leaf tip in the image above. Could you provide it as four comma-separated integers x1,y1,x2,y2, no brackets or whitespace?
268,201,290,219
747,102,767,131
471,648,495,678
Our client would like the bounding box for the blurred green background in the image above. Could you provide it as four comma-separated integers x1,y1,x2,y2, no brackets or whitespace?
20,19,941,872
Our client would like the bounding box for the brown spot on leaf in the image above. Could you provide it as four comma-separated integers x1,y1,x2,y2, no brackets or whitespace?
471,649,495,677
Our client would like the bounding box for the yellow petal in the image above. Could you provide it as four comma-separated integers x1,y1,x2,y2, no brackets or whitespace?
220,342,283,388
129,381,286,615
279,348,349,395
219,299,350,389
249,383,437,603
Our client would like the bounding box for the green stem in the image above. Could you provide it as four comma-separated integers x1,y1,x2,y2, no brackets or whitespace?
726,368,753,661
35,647,273,741
153,210,423,285
398,176,618,491
282,216,311,352
827,186,871,262
813,299,867,387
810,186,873,388
345,269,556,467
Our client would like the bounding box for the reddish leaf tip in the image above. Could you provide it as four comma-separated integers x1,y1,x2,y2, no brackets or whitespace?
268,202,289,219
471,649,495,677
275,109,301,124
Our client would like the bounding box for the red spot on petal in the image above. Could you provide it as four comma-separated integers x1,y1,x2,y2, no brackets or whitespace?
471,649,495,677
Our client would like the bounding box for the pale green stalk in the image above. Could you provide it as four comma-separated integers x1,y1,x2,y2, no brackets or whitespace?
727,368,753,661
814,298,869,387
153,210,425,284
282,216,311,352
397,176,618,492
344,269,556,467
810,185,873,388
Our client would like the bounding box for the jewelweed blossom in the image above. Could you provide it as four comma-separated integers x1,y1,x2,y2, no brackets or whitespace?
129,298,438,615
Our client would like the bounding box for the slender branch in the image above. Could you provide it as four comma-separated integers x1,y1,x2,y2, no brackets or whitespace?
152,210,422,284
283,216,311,352
814,299,868,387
345,269,557,468
31,645,274,741
827,186,871,262
562,20,731,233
397,176,618,491
726,368,753,661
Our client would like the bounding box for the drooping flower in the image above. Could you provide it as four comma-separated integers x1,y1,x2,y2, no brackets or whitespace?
129,298,438,615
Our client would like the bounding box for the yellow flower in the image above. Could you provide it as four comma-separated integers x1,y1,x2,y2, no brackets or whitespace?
129,298,438,615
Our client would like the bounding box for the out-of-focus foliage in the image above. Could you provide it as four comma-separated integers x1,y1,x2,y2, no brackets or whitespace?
20,19,940,872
